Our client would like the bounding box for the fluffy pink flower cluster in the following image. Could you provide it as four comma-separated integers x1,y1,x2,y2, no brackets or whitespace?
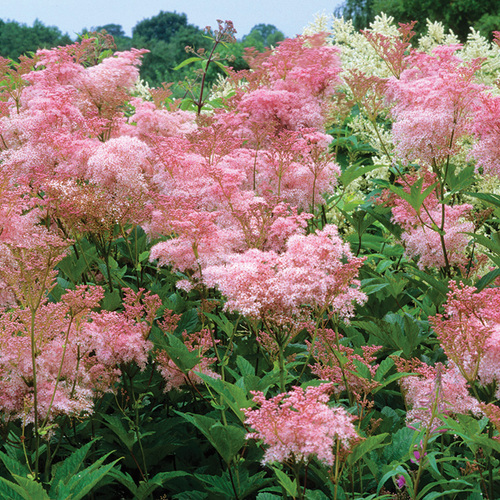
203,225,367,324
0,42,153,237
0,203,69,309
387,46,483,166
244,383,359,465
0,286,159,425
471,93,500,177
430,282,500,392
144,35,342,282
0,35,344,294
481,403,500,438
232,33,342,135
396,359,482,429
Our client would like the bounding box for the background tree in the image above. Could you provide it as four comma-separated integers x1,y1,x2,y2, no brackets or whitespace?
130,11,211,88
0,19,72,60
336,0,500,41
242,23,285,50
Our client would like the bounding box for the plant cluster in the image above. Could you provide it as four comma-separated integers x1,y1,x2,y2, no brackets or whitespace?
0,12,500,500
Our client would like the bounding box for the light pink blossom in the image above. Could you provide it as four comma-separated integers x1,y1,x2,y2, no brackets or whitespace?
244,383,358,465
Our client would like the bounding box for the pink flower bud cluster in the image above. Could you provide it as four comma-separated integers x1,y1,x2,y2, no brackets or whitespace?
244,383,359,466
308,328,381,397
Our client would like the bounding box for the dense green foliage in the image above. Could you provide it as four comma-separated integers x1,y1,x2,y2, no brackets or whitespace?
242,23,285,51
336,0,500,40
0,19,72,60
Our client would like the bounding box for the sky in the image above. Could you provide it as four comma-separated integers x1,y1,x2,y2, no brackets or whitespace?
1,0,344,39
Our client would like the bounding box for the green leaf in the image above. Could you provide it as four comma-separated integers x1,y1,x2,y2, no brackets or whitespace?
174,491,208,500
0,475,50,500
426,451,440,476
197,372,253,422
100,414,137,452
364,207,403,239
372,371,412,393
467,232,500,266
347,434,389,465
475,268,500,291
405,268,450,298
57,246,97,283
173,56,200,70
101,288,122,311
377,465,414,497
135,471,189,499
0,451,30,480
50,440,95,496
107,469,137,496
351,358,372,379
0,478,25,500
212,60,230,74
204,311,237,337
381,427,415,463
340,163,383,187
209,423,247,464
305,490,332,500
158,331,200,373
57,455,120,500
196,467,268,498
444,164,475,195
177,413,245,464
387,179,438,215
138,251,150,263
374,357,395,382
417,478,474,500
361,279,390,295
175,308,201,335
236,355,256,377
466,192,500,210
272,467,297,497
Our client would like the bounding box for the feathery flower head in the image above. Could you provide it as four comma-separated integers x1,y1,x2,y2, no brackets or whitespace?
244,383,358,466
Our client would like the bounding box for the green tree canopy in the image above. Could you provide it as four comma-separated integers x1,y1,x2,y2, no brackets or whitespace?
130,11,210,88
94,23,126,39
242,23,285,50
0,19,72,60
